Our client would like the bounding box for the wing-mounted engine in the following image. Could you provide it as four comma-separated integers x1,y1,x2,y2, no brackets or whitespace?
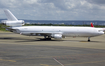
51,34,62,39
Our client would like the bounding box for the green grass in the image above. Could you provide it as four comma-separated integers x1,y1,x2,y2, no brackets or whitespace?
0,24,8,31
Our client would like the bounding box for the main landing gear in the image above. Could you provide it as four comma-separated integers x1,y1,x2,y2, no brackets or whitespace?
88,37,90,42
44,36,51,40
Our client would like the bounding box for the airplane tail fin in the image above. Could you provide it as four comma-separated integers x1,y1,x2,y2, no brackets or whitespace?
91,22,94,27
4,9,18,21
1,9,25,27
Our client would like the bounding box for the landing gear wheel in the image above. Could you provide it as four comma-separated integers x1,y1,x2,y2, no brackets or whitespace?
48,38,51,40
44,36,51,40
47,36,51,40
88,37,90,42
88,39,90,42
44,36,47,39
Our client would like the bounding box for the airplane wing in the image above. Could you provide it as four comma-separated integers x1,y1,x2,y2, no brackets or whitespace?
20,32,62,36
21,32,63,39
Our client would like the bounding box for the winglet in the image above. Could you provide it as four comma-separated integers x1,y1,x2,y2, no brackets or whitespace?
91,22,94,27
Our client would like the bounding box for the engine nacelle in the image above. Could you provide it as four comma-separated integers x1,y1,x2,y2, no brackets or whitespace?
52,34,62,39
1,20,25,26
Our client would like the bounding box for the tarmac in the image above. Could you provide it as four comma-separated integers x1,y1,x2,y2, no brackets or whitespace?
0,31,105,66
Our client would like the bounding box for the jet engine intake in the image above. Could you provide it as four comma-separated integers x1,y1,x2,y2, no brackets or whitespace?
1,20,25,26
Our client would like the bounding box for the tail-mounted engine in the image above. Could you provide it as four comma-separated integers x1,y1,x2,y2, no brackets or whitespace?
1,20,25,27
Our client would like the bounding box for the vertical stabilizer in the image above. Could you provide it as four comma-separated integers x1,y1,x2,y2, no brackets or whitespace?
4,9,18,21
91,22,94,27
1,9,25,27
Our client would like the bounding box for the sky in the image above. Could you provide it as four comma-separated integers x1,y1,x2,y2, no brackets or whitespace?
0,0,105,20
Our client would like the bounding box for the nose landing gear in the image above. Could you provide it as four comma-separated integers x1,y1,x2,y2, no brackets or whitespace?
88,37,90,42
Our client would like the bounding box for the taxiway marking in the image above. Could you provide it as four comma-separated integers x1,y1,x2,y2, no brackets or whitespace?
53,58,65,66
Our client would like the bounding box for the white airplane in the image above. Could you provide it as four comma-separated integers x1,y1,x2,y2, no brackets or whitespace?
1,9,105,42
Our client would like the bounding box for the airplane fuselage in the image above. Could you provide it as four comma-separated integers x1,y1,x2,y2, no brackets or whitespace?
11,26,104,38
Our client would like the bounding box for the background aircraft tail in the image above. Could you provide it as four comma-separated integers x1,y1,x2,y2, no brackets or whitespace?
1,9,25,27
91,22,94,27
